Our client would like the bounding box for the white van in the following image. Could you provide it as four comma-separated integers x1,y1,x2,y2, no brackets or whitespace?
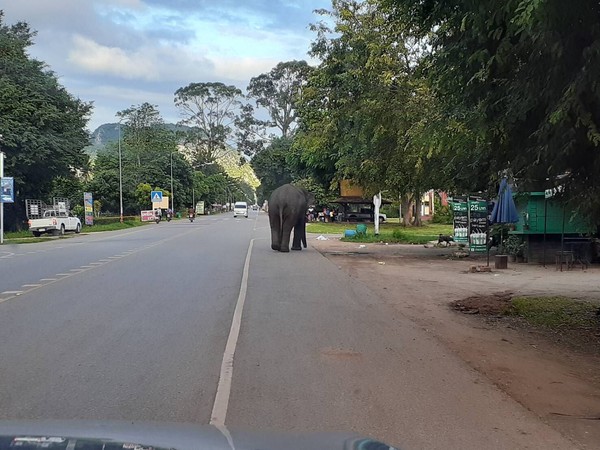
233,201,248,218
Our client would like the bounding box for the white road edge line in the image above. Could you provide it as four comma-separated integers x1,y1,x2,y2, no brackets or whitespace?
210,238,254,427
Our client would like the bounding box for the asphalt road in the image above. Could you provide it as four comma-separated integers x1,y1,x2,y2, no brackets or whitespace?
0,212,578,449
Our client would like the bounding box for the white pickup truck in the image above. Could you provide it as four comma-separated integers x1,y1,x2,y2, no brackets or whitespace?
28,209,81,236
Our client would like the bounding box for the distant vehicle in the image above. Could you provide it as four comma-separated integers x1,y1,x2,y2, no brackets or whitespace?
251,204,259,210
343,211,387,223
28,210,81,236
233,201,248,218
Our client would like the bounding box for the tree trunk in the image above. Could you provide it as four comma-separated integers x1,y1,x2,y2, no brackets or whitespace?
414,193,423,227
401,194,413,227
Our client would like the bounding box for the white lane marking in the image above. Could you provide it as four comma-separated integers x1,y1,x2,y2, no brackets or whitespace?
98,259,110,262
22,284,41,287
55,273,71,276
89,262,103,265
210,238,254,427
1,291,23,295
0,227,200,306
80,265,93,269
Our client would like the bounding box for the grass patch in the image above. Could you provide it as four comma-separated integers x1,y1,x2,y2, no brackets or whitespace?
508,296,599,329
306,222,452,244
3,220,148,243
81,220,148,233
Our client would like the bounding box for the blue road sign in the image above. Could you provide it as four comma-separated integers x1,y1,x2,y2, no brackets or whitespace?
151,191,163,203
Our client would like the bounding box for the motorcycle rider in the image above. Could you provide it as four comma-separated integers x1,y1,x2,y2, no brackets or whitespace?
154,208,162,222
188,206,195,221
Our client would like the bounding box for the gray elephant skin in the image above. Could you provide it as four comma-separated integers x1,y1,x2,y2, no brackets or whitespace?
268,184,311,252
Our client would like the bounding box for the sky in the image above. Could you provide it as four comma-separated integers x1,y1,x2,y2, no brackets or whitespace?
2,0,331,132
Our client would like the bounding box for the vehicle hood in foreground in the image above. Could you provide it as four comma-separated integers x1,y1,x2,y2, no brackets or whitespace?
0,421,398,450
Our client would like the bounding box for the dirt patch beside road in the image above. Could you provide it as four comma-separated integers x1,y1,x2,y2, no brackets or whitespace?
311,236,600,449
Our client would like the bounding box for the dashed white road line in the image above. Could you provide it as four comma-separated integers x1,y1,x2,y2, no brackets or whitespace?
0,227,200,305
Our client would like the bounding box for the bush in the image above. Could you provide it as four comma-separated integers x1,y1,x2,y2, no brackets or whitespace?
431,204,453,224
381,204,400,218
392,228,405,240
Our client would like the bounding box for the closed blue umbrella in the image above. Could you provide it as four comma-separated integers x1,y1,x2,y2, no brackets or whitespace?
489,178,519,257
490,178,519,224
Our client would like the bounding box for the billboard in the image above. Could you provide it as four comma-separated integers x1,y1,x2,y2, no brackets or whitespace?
468,200,488,252
84,192,93,225
141,210,156,222
1,177,14,203
451,200,468,244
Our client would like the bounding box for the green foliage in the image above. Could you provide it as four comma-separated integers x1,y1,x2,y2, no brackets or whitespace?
89,104,194,214
295,0,455,227
384,0,600,218
134,183,152,211
247,60,313,138
174,82,243,163
503,235,524,256
381,204,399,218
251,137,295,201
431,205,452,224
508,296,598,329
72,204,84,220
92,215,139,225
0,12,92,229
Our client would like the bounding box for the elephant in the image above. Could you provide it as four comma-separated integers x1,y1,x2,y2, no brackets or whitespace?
268,184,312,252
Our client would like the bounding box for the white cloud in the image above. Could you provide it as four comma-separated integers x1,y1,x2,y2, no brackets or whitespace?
212,57,282,83
68,35,215,82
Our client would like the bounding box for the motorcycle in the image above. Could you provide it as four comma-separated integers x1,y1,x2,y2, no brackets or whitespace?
188,213,195,222
166,212,172,222
155,215,161,224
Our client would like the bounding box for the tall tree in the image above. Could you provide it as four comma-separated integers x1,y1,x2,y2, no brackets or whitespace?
0,11,92,229
247,60,313,138
174,82,243,165
384,0,600,216
296,0,448,224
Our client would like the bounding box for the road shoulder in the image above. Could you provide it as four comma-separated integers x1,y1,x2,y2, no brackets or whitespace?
311,237,600,449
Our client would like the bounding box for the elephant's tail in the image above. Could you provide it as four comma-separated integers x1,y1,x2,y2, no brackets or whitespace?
279,208,284,240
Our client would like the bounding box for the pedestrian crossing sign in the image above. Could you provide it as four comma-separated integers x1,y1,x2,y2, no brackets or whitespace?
151,191,163,203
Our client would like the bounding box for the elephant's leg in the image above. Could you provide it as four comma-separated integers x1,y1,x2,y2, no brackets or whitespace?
291,216,304,251
269,213,281,251
279,220,294,252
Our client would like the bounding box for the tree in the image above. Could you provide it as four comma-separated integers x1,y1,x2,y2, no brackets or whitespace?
383,0,600,217
295,0,448,224
251,137,295,201
90,104,194,213
174,82,244,165
116,102,164,171
234,103,269,159
0,12,92,229
247,60,313,138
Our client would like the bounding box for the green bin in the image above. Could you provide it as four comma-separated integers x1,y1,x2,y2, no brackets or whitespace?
356,224,367,236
